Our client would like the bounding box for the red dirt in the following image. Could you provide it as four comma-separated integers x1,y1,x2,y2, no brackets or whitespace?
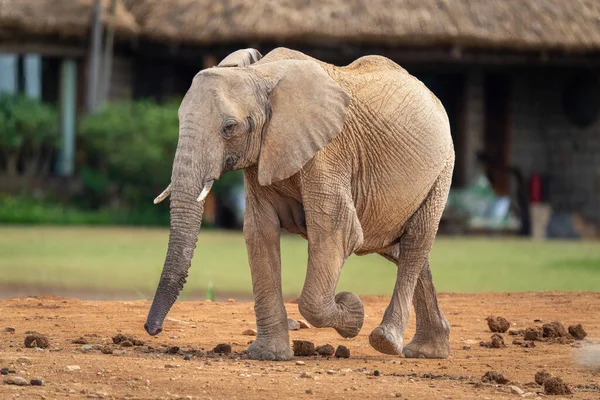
1,292,599,399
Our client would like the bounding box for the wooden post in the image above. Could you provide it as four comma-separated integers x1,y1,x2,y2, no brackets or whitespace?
86,0,103,112
58,59,77,177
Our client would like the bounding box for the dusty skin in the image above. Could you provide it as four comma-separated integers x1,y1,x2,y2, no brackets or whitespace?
1,292,599,399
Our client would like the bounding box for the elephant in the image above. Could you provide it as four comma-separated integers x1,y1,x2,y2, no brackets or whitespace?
145,47,454,361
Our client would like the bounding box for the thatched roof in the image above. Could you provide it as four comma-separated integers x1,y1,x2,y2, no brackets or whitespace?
1,1,599,52
124,0,600,52
0,0,138,39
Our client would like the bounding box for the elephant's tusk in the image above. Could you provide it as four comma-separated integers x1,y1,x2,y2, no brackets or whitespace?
153,184,172,204
197,180,214,202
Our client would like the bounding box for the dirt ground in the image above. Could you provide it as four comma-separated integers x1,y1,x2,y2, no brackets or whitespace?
1,292,599,400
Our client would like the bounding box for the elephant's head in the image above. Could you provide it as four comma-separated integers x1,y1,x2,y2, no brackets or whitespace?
144,49,350,335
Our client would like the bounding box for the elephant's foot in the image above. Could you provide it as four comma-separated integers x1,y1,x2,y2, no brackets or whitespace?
299,291,364,339
333,292,364,338
247,337,293,361
369,325,403,355
402,336,450,359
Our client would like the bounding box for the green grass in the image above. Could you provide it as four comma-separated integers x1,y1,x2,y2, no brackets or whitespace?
0,226,599,298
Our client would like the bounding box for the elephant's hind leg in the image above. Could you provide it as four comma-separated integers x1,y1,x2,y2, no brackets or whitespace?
369,157,452,358
401,260,450,358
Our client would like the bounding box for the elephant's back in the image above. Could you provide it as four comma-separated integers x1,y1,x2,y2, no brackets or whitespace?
332,63,453,249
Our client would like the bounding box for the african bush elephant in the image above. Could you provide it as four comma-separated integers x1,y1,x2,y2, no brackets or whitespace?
145,47,454,361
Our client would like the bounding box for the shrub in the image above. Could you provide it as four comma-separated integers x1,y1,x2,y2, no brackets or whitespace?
78,99,179,209
0,93,58,177
78,99,244,223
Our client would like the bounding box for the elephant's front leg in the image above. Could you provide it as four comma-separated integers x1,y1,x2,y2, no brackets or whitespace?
298,190,365,338
244,196,293,361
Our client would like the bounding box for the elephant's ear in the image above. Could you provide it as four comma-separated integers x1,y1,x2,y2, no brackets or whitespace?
218,49,263,67
253,60,350,186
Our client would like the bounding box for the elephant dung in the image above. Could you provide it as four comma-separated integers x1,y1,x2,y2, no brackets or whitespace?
568,324,587,340
486,316,510,333
334,345,350,358
480,334,505,349
287,318,300,331
293,340,315,356
212,343,232,354
524,327,543,341
481,371,509,384
315,344,335,356
535,370,553,385
24,333,49,348
543,376,572,395
542,322,569,339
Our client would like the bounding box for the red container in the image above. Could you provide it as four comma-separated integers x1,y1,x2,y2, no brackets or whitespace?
529,174,542,204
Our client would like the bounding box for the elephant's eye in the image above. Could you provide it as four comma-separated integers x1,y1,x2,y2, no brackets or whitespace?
221,119,238,139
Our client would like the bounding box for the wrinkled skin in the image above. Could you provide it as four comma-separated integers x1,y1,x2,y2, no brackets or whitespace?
145,47,453,361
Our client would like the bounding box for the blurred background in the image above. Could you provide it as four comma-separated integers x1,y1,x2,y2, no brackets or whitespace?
0,0,599,300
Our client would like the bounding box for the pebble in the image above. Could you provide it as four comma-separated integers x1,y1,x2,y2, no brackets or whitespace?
287,318,301,331
164,364,180,368
374,370,381,377
0,368,8,375
300,371,313,379
16,357,32,365
298,320,312,329
295,361,306,365
2,327,15,333
87,393,106,399
510,385,525,395
65,365,81,371
184,355,191,361
30,379,44,386
327,370,335,375
305,389,313,395
4,376,28,386
242,329,257,336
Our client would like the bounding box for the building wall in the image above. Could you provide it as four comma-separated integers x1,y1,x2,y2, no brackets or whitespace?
108,56,133,101
511,68,600,226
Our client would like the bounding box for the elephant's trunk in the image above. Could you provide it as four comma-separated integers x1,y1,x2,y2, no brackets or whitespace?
145,189,204,335
145,130,216,336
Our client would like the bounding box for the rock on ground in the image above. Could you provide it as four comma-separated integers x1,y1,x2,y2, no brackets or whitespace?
287,318,300,331
4,376,29,386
